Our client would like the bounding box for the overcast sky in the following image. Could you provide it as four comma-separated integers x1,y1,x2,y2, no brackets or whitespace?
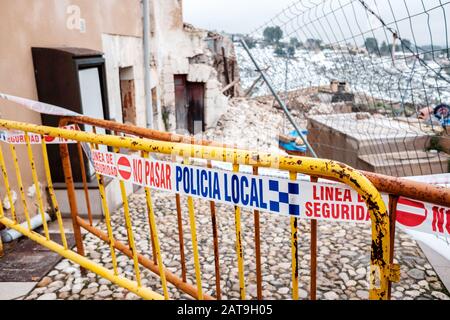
183,0,295,34
183,0,450,46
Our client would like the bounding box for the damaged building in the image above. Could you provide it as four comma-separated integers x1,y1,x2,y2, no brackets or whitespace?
0,0,239,220
150,1,239,133
104,0,239,133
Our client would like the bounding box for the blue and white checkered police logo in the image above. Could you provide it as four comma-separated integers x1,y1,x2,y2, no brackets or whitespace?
267,179,301,216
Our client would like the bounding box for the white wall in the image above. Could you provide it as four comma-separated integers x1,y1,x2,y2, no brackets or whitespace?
101,34,146,128
150,0,229,131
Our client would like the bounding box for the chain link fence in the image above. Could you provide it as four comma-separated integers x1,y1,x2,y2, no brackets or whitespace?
236,0,450,177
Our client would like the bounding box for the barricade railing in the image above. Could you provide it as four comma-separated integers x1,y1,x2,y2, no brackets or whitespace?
0,118,395,300
60,116,450,300
0,121,163,299
2,117,448,300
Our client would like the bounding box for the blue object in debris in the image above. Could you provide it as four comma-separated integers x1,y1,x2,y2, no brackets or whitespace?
433,104,450,127
279,130,308,153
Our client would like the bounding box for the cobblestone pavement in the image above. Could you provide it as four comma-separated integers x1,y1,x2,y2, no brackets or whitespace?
25,191,450,300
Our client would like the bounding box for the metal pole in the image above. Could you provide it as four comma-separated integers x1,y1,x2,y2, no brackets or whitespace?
285,56,289,107
240,39,318,158
143,0,154,129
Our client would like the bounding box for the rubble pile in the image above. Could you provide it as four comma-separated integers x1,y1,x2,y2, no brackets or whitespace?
204,97,307,153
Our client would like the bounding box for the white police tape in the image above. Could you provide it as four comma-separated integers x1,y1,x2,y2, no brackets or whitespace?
2,93,448,254
0,125,78,145
91,149,450,239
94,149,371,221
0,93,80,116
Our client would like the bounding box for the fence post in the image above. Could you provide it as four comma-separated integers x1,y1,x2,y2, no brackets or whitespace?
207,160,222,300
253,166,263,300
77,142,93,226
0,187,4,257
387,194,399,299
233,163,246,300
310,176,318,300
173,155,187,282
0,232,3,257
60,143,85,266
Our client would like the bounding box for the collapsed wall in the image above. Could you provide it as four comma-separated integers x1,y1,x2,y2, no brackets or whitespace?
150,0,240,132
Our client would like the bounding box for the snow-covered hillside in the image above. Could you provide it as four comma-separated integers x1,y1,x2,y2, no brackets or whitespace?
237,43,450,106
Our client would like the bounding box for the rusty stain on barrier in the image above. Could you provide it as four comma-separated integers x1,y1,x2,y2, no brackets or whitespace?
77,142,93,226
252,166,263,300
76,216,213,300
171,155,188,283
310,176,318,300
290,171,299,300
60,142,86,267
233,163,246,300
142,151,158,265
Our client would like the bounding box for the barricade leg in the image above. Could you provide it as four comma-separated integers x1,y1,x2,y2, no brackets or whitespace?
207,160,222,300
77,142,93,226
10,144,32,230
142,151,169,299
173,156,187,282
90,143,119,275
233,164,246,300
290,172,299,300
252,166,263,300
176,193,187,282
24,133,50,240
41,138,68,249
187,195,204,300
141,151,157,265
114,148,142,286
310,176,318,300
0,144,17,223
60,143,86,263
387,195,399,299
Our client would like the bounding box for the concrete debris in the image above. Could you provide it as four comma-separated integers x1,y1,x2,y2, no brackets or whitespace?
27,183,42,198
203,97,307,153
307,103,334,116
2,190,17,210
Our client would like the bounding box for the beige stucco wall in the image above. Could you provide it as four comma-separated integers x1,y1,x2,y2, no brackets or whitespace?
0,0,142,121
0,0,232,223
0,0,143,222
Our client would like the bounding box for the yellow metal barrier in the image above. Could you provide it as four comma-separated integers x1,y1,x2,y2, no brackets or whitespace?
0,119,392,300
58,115,450,301
0,216,163,300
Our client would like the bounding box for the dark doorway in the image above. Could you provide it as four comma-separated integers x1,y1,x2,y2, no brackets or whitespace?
119,67,136,125
186,81,205,134
174,75,205,135
174,75,188,132
32,47,110,183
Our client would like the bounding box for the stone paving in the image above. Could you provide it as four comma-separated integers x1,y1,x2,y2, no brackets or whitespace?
24,191,450,300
